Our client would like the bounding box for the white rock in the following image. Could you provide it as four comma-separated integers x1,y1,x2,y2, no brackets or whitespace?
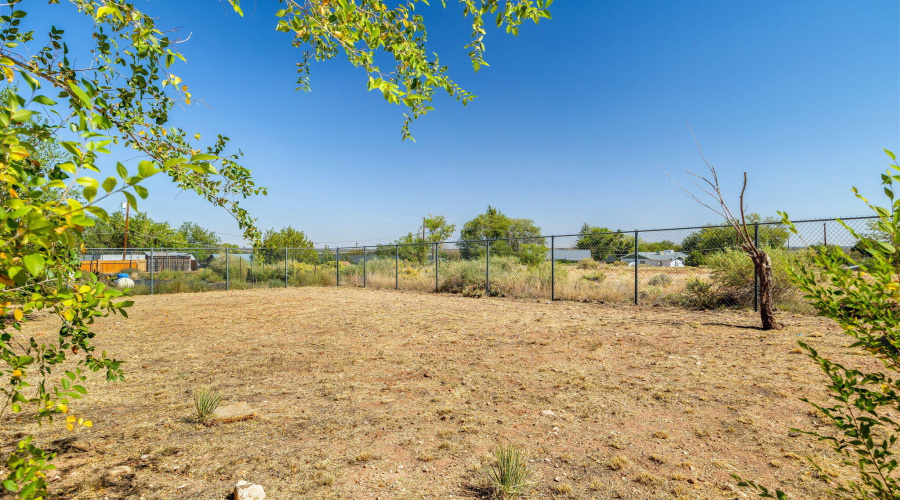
234,480,266,500
103,465,132,482
540,410,555,417
115,277,134,289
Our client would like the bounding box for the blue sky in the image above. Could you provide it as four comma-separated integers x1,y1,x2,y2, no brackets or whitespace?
30,1,900,246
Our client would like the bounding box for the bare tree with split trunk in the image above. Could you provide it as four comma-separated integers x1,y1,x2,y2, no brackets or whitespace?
670,135,782,330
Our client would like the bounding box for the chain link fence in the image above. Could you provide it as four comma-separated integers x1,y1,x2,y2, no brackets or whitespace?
82,216,877,312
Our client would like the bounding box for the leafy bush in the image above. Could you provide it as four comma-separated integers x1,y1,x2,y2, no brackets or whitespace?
691,248,814,310
682,277,718,309
576,258,601,270
441,260,486,294
517,243,546,266
197,268,224,282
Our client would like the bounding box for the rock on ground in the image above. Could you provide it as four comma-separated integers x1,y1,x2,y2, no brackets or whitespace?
234,480,266,500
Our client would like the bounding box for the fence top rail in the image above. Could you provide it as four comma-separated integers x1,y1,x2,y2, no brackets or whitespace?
81,215,876,255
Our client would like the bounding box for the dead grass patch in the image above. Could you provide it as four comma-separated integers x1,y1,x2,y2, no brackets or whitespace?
2,287,864,498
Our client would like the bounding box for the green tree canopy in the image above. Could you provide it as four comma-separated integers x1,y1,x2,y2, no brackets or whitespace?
459,206,544,259
81,211,187,249
574,223,635,261
177,222,222,248
424,214,456,244
259,226,317,263
680,214,789,258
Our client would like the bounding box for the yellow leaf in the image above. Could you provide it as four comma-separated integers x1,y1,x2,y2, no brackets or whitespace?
11,369,22,378
57,403,68,413
79,285,91,293
83,420,93,427
13,309,22,321
66,423,74,432
62,309,75,321
66,415,77,423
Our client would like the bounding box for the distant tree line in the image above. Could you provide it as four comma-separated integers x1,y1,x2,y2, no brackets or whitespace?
82,208,799,269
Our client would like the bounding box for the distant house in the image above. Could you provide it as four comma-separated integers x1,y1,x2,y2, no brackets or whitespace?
620,250,687,267
548,249,592,262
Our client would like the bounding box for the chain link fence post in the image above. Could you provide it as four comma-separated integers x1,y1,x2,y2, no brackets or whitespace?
434,242,439,293
633,230,639,306
284,248,289,288
550,235,555,301
754,223,759,312
363,246,367,288
395,244,399,290
336,247,340,286
225,247,230,291
486,240,491,295
150,247,154,295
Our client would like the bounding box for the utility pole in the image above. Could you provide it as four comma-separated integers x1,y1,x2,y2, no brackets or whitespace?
122,201,130,260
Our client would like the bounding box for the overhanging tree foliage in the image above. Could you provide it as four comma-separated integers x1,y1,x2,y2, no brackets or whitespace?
0,0,551,496
740,150,900,499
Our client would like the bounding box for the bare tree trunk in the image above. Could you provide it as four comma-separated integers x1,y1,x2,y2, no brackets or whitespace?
752,250,781,330
667,129,782,331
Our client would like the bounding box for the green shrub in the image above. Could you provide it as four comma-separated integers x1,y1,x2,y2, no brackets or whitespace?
682,277,718,309
197,268,223,282
484,445,532,498
647,273,672,287
517,243,545,266
698,247,814,310
158,275,210,294
440,259,486,293
581,271,606,283
576,258,601,270
193,387,224,423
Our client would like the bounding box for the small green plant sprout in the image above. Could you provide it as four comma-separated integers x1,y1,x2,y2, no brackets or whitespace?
192,387,224,423
485,444,532,499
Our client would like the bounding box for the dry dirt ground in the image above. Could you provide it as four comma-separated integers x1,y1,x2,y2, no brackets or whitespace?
0,287,869,499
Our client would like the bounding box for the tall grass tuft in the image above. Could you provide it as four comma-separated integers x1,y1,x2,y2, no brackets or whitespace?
193,386,224,423
485,445,532,499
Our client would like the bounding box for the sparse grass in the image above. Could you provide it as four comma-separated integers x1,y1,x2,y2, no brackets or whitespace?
607,454,629,471
550,481,573,495
10,287,861,498
352,451,376,463
192,386,224,423
485,445,532,499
